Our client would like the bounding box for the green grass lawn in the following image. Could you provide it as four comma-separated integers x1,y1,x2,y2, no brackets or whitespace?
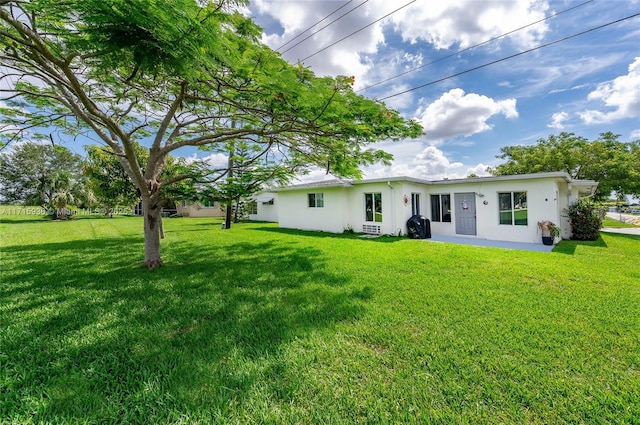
602,216,640,228
1,212,639,424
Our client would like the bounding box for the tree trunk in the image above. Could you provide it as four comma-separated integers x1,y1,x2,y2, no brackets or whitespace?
225,201,232,229
224,140,234,229
142,196,163,270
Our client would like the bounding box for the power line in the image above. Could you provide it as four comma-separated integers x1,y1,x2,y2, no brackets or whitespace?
276,1,362,53
358,0,594,93
300,1,416,62
378,12,640,102
280,0,370,55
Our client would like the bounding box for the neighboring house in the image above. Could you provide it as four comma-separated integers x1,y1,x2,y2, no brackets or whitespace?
176,200,225,218
252,172,598,245
132,201,177,217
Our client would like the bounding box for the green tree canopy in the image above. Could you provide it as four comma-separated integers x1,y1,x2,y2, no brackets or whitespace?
0,142,89,213
1,0,422,268
488,132,640,200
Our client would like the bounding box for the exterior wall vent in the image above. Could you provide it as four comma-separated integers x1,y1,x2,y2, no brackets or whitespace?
362,224,381,235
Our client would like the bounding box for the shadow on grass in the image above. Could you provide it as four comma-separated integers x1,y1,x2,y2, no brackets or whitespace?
254,226,405,243
0,217,51,224
1,235,366,422
0,214,139,225
553,236,609,255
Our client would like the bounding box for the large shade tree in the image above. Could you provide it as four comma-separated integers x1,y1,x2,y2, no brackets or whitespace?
0,0,422,268
489,132,640,201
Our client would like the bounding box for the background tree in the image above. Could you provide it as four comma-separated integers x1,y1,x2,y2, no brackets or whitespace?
489,132,640,200
84,142,195,217
0,142,89,217
84,145,141,216
1,0,422,269
198,142,293,228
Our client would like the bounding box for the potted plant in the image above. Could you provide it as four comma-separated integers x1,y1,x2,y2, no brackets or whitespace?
538,220,561,245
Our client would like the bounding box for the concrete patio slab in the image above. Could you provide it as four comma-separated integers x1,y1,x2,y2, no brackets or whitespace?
424,234,556,252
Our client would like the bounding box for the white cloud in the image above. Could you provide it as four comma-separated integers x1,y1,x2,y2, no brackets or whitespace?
254,0,387,79
579,57,640,124
291,167,341,184
389,0,549,50
548,111,569,129
465,163,491,177
414,145,463,175
630,129,640,140
364,145,492,180
252,0,551,80
184,152,228,168
416,88,518,142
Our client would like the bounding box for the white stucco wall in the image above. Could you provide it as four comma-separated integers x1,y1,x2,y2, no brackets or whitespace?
345,182,394,235
271,174,587,244
557,183,571,239
276,181,431,236
250,192,279,222
277,187,350,233
423,177,567,244
387,181,429,235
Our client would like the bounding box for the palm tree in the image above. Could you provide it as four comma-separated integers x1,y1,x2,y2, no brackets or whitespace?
51,189,75,220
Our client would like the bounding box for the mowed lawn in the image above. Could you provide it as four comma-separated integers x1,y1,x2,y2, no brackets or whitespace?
1,211,639,424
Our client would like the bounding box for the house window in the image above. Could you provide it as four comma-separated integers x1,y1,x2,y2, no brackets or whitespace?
411,193,420,216
181,201,188,208
248,201,258,215
201,200,216,208
364,192,382,222
430,194,451,222
262,199,274,205
308,193,324,208
499,191,528,225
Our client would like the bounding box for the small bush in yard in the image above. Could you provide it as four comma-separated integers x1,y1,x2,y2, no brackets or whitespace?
565,198,601,240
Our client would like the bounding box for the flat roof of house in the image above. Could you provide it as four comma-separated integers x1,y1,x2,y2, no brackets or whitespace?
271,171,598,193
271,179,354,191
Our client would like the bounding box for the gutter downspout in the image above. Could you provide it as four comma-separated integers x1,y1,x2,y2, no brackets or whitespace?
387,181,396,236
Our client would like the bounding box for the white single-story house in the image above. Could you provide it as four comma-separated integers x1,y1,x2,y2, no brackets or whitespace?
176,200,225,218
250,172,598,245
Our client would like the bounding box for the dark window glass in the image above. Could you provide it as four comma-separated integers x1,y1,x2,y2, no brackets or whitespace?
442,194,451,223
411,193,420,216
430,194,441,222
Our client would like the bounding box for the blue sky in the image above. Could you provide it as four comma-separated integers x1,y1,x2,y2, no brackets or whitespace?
2,1,637,184
239,0,640,182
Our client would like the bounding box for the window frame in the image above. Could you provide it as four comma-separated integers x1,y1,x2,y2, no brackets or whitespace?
498,191,528,226
364,192,382,223
430,194,451,223
307,192,324,208
248,200,258,215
